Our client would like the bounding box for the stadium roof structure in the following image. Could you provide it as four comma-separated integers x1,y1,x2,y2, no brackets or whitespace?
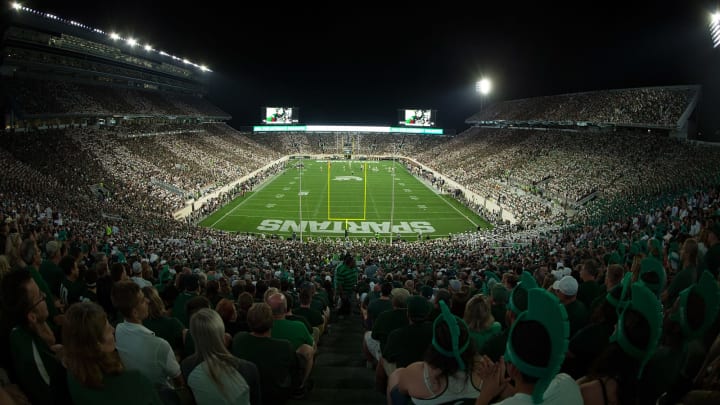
465,85,700,139
7,2,211,75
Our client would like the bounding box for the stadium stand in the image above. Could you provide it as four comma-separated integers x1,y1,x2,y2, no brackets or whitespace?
1,5,720,405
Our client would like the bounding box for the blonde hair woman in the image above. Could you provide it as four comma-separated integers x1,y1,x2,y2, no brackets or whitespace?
180,308,260,404
464,294,502,353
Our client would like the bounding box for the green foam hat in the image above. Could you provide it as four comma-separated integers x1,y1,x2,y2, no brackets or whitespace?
432,301,471,371
610,282,662,378
676,271,720,338
504,288,569,404
508,271,539,315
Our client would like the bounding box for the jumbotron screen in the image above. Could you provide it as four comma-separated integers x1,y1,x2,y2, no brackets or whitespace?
263,107,298,124
399,109,435,127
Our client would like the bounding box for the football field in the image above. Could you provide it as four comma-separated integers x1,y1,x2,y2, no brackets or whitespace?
200,160,491,240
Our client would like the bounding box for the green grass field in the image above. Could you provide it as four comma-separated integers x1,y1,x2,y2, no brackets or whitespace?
200,160,491,240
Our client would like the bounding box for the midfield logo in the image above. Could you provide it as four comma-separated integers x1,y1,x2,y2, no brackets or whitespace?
333,176,363,181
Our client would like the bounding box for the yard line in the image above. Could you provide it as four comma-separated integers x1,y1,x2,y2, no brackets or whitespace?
208,172,280,228
416,176,479,228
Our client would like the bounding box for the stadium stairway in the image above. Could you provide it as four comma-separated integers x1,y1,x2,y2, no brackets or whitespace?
288,312,386,405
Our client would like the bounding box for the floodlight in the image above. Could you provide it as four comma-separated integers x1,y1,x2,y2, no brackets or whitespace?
712,12,720,48
476,78,492,95
9,4,213,73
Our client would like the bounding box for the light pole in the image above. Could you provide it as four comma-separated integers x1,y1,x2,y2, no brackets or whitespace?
476,78,492,112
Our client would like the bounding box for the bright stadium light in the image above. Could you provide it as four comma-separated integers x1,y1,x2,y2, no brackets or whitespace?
126,38,137,47
144,44,152,51
109,32,120,40
11,2,21,10
476,78,492,112
712,12,720,48
476,78,492,95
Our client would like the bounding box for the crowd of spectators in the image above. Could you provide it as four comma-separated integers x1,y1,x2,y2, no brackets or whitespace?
4,77,228,117
468,86,697,127
1,78,720,404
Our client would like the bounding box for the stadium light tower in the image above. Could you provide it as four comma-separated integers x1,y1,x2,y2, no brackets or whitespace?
476,78,492,111
711,12,720,48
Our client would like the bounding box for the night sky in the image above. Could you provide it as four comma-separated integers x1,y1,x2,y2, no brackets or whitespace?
20,1,720,138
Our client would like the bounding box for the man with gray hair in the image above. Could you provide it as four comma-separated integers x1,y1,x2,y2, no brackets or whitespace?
266,293,315,395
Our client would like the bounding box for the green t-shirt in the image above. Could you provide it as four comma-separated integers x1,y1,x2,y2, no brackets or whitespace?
310,294,327,313
271,318,314,350
287,314,313,333
231,333,301,404
334,263,358,293
294,307,325,327
67,369,162,405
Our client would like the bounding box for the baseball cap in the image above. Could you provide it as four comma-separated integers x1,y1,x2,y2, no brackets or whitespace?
45,240,61,256
449,279,462,292
552,275,578,296
551,267,571,281
132,261,142,274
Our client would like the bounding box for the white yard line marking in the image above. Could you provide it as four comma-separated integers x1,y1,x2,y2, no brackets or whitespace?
208,173,278,228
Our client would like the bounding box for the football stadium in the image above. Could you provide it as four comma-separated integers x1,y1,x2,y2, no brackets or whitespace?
1,2,720,405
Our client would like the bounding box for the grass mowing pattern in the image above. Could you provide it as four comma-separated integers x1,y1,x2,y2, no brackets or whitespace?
200,160,491,240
